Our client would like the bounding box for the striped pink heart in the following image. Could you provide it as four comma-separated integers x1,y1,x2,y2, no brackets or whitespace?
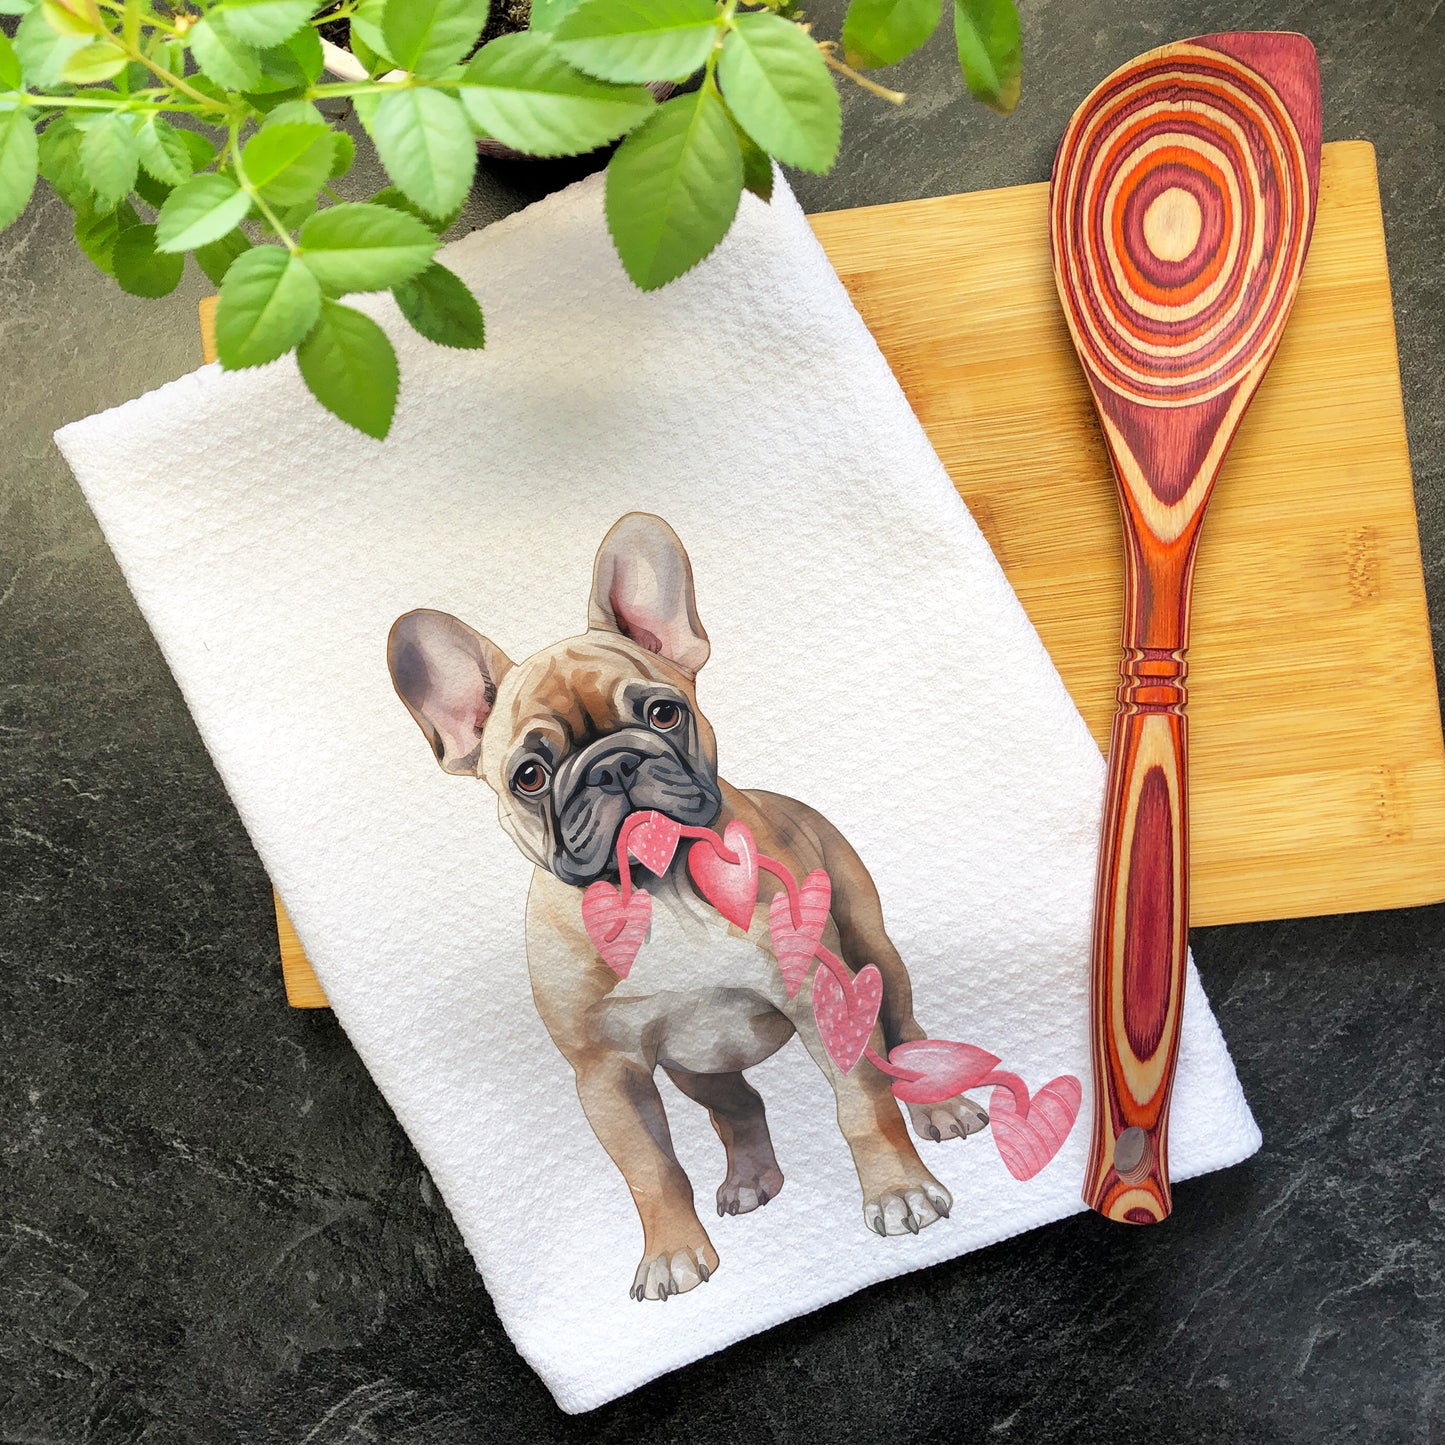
768,870,830,999
988,1073,1082,1181
581,882,652,980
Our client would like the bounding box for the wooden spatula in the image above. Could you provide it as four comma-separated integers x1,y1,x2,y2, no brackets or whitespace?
1049,33,1322,1223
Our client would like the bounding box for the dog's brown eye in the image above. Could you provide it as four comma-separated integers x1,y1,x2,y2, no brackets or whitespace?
647,700,682,732
513,761,548,795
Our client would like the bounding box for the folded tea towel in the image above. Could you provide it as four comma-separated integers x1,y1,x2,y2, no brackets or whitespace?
55,171,1259,1413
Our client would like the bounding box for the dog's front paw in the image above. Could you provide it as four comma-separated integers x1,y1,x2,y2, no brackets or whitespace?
908,1095,989,1143
630,1238,720,1301
862,1178,952,1237
717,1160,784,1217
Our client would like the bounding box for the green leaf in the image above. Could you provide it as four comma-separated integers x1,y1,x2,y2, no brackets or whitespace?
132,167,171,207
298,200,437,292
213,0,312,49
348,23,386,75
297,299,399,439
39,0,92,36
733,120,773,202
383,0,489,75
261,98,326,129
241,121,336,207
156,172,252,252
38,120,90,207
952,0,1020,114
458,30,654,157
0,0,36,14
0,107,38,229
113,222,184,297
349,0,391,63
178,129,218,171
137,116,193,186
15,6,86,85
78,111,139,209
717,12,839,174
0,30,21,89
529,0,581,30
329,128,355,177
195,227,252,285
60,36,126,82
215,244,322,368
841,0,940,68
553,0,717,84
255,23,323,88
74,198,137,274
189,12,263,90
362,86,474,219
392,261,484,348
370,183,459,234
604,83,740,290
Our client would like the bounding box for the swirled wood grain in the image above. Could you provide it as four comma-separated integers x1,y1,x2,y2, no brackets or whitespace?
1050,32,1322,1224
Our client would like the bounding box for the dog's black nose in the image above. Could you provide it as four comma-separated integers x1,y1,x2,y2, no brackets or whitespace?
586,750,643,794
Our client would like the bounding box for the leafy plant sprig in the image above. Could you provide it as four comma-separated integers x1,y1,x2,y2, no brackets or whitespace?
0,0,1022,438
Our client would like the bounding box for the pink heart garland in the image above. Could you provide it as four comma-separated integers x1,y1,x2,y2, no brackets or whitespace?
687,821,760,930
988,1074,1082,1181
626,810,682,876
811,963,883,1074
768,869,830,999
886,1039,1001,1105
581,882,652,980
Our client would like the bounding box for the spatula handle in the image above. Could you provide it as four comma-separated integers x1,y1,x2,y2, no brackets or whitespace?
1085,634,1190,1222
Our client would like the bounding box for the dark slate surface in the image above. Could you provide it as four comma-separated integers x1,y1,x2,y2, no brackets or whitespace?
3,2,1443,1440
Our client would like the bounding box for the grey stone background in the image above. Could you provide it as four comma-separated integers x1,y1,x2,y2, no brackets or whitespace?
3,2,1442,1440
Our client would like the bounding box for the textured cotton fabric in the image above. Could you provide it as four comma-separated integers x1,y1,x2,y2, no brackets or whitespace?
55,173,1259,1413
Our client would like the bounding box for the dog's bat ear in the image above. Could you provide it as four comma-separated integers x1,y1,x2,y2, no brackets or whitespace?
588,513,710,675
387,610,514,775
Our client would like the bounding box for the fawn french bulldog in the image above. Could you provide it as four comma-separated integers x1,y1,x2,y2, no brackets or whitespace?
387,512,987,1301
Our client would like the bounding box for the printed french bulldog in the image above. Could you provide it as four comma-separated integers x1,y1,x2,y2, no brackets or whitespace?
388,513,1034,1303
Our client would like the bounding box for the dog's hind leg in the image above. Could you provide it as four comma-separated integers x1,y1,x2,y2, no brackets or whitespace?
664,1067,784,1218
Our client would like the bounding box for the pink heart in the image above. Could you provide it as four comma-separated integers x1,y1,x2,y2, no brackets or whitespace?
886,1039,1001,1105
626,810,682,876
988,1074,1082,1181
687,821,760,930
812,963,883,1074
769,869,830,999
581,882,652,979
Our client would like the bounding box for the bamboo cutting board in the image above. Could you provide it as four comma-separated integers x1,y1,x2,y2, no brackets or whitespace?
199,140,1445,1009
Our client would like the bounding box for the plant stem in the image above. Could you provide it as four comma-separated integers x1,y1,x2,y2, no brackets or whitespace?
231,122,301,254
821,50,907,105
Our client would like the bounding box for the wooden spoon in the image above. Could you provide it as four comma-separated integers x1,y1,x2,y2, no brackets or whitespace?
1049,33,1322,1223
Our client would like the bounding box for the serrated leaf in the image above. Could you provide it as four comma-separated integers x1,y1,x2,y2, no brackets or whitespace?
195,227,252,285
717,12,839,174
604,83,740,290
297,298,399,439
383,0,489,75
458,30,654,157
215,244,322,367
529,0,581,30
15,6,86,85
349,0,391,63
370,183,459,234
74,198,136,273
952,0,1019,114
39,0,92,37
177,129,218,171
241,121,336,207
78,111,138,208
132,167,171,207
214,0,312,49
190,11,263,89
298,200,437,292
38,120,90,207
156,172,252,252
553,0,717,84
137,116,193,186
60,36,125,82
733,120,773,202
841,0,940,68
0,107,38,229
261,98,326,129
329,128,355,177
392,261,484,348
113,222,184,297
0,30,21,88
362,86,474,218
255,22,322,88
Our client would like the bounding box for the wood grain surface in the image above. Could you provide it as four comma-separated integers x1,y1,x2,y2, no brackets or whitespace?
1049,32,1323,1223
201,139,1445,1009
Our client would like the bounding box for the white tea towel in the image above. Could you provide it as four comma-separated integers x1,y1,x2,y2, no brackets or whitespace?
55,172,1259,1413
